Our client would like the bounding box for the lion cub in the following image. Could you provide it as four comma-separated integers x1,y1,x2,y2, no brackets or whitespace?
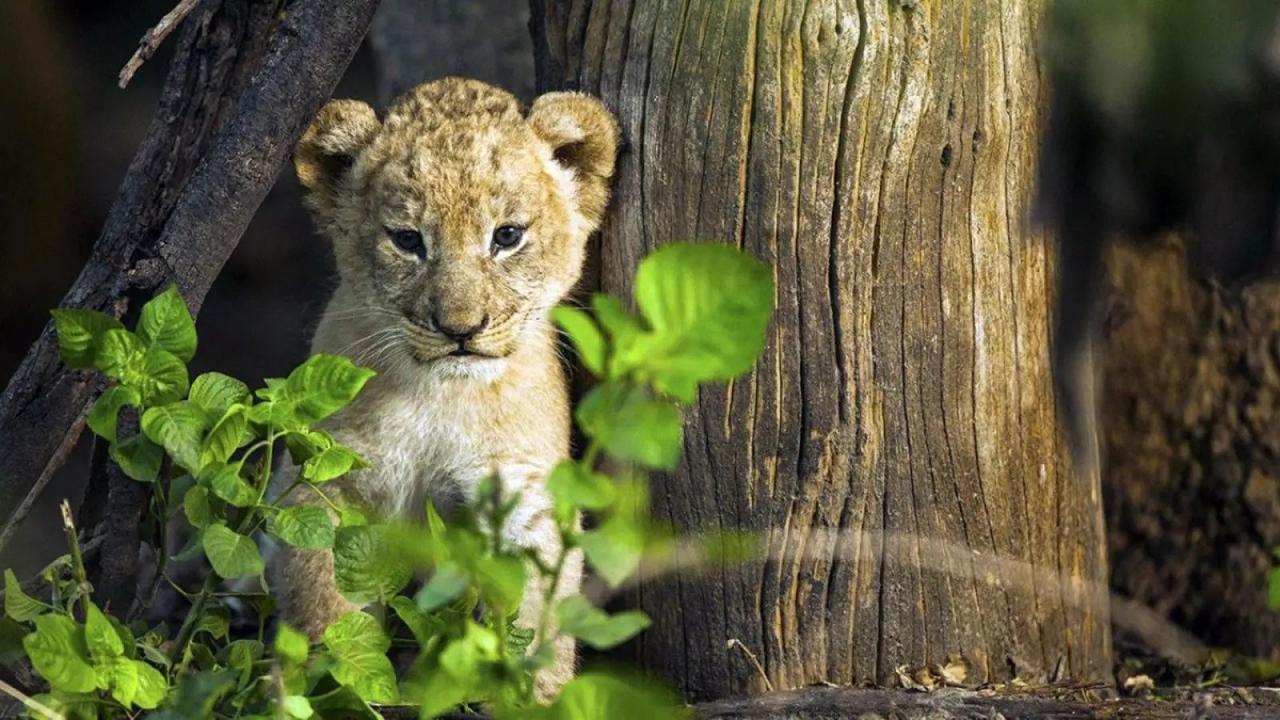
272,78,619,694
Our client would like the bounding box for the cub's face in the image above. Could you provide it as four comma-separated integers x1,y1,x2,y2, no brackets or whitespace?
295,79,619,376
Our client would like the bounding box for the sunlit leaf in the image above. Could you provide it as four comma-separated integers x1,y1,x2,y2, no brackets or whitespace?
50,308,124,369
138,286,197,363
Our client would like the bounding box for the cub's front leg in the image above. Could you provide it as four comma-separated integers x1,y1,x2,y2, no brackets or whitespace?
269,470,359,641
497,474,583,700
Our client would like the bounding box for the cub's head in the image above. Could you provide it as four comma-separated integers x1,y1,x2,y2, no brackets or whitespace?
295,78,619,377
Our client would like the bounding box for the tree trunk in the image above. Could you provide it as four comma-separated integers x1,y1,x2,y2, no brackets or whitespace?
532,0,1110,700
1102,239,1280,661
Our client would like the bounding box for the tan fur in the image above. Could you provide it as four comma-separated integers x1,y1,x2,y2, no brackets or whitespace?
272,78,619,697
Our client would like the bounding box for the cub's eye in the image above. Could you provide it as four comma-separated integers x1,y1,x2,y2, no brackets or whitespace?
387,229,425,255
491,225,525,253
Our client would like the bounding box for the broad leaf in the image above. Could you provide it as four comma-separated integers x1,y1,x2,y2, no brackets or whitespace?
523,671,689,720
201,523,264,578
629,242,774,400
576,381,683,469
547,461,616,512
278,354,376,426
189,372,250,417
577,520,645,589
50,308,124,369
131,659,168,709
323,612,398,704
142,401,208,473
274,623,309,666
302,444,363,483
334,525,411,603
84,603,123,660
414,564,469,612
201,404,251,467
23,614,98,693
269,506,336,549
3,569,45,621
110,434,164,483
138,286,197,362
552,306,607,377
556,595,650,650
183,485,214,529
86,385,141,443
203,462,257,508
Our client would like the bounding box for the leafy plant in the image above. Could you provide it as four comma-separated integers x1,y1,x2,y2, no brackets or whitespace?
1,242,773,719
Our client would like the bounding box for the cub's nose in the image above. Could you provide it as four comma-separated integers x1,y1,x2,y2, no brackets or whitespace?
431,313,489,342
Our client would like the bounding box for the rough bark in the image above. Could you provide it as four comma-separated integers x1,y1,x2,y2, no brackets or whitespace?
533,0,1110,700
1102,239,1280,660
0,0,381,530
368,0,535,107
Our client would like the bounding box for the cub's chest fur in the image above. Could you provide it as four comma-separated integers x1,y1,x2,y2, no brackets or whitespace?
315,341,570,517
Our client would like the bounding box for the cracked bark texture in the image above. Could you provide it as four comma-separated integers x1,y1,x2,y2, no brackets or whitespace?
532,0,1110,700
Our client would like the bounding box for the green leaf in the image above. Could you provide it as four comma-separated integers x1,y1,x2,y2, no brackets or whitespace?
438,622,500,680
552,306,607,376
274,623,310,666
189,372,250,417
183,485,214,529
323,612,398,704
277,354,376,426
142,401,209,473
334,525,412,604
138,286,197,363
591,295,645,374
524,671,688,720
201,523,264,578
110,434,164,483
131,659,168,709
195,610,229,640
4,569,45,622
284,430,331,464
102,655,139,706
203,462,257,508
86,385,141,443
283,695,315,719
50,308,124,369
149,669,234,719
556,595,650,650
201,404,251,467
95,328,146,379
302,444,363,483
576,381,683,469
1269,566,1280,611
22,614,98,693
472,555,526,612
547,461,616,512
578,521,645,589
135,346,190,405
414,564,469,612
629,242,774,399
84,603,123,660
269,506,335,549
389,597,440,647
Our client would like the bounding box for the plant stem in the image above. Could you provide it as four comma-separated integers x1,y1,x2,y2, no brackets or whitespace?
169,572,217,668
59,499,90,617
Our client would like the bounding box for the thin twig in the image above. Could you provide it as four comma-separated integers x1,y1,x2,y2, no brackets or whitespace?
0,678,63,720
726,638,774,692
118,0,201,89
0,417,86,556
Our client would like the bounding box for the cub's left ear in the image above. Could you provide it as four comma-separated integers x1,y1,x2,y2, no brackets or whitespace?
527,92,621,229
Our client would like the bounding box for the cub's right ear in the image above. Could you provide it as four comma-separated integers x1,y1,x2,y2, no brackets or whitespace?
294,99,380,194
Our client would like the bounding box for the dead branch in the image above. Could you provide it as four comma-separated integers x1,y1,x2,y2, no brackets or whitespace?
117,0,200,89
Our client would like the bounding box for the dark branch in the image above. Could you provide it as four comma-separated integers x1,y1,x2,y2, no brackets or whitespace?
0,0,381,530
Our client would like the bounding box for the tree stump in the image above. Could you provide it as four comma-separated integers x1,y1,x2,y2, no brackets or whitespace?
532,0,1110,700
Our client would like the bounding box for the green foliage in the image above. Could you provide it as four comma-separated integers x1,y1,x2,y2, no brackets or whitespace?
5,244,773,718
